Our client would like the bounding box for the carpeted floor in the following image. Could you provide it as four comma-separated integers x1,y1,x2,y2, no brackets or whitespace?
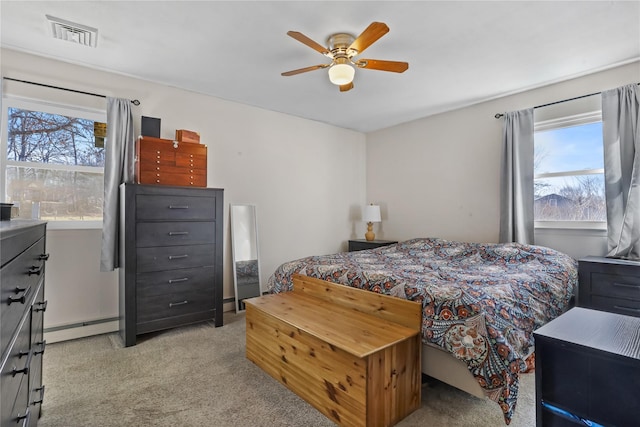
38,312,536,427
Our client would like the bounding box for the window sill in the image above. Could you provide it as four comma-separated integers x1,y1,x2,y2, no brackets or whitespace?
534,221,606,231
46,220,102,230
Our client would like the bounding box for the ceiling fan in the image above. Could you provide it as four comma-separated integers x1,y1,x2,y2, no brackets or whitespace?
281,22,409,92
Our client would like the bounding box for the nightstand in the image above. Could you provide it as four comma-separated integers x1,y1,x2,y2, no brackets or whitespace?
348,239,398,252
578,256,640,317
534,307,640,427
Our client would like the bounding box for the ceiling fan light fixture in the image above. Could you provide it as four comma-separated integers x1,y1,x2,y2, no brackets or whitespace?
328,63,355,86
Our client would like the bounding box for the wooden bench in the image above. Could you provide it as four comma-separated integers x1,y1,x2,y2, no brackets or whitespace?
245,274,422,427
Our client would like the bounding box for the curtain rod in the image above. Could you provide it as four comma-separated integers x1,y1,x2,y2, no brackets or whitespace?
494,82,640,119
2,77,140,106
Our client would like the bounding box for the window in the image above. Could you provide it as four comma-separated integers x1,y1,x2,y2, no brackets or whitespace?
534,110,605,227
1,98,106,227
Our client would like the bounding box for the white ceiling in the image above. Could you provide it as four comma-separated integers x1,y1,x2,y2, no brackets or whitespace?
1,1,639,132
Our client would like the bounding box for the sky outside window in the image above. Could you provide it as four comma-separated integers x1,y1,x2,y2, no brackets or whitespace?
535,122,604,174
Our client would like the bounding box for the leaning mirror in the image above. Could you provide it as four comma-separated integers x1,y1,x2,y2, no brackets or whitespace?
230,204,262,312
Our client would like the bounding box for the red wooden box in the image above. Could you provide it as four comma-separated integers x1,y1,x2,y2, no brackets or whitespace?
175,129,200,144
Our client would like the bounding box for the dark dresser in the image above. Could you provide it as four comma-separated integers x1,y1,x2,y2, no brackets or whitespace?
119,184,223,347
578,256,640,317
1,220,48,427
348,239,398,252
534,307,640,427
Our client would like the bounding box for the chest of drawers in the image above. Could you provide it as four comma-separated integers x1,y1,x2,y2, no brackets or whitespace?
578,256,640,317
119,184,223,347
534,307,640,427
136,136,207,187
1,221,48,427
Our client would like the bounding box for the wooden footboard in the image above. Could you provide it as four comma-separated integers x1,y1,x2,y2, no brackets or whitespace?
245,274,423,427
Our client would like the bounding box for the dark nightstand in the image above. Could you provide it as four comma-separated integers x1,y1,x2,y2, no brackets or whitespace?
348,239,398,252
578,256,640,317
534,307,640,427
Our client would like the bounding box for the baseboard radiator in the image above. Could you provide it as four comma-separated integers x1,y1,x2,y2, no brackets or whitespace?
44,298,238,343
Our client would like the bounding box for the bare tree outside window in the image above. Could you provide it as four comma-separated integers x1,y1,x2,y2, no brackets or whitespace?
5,107,105,221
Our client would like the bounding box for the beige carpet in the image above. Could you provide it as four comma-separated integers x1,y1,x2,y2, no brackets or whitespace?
39,312,536,427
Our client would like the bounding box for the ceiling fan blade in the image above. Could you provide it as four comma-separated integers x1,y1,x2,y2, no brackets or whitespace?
356,59,409,73
287,31,331,56
281,64,329,76
339,82,354,92
349,22,389,54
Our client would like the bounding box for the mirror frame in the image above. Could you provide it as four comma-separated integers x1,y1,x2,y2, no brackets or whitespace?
230,204,262,313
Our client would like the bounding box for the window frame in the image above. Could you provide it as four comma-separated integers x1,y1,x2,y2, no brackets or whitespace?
1,96,107,230
533,109,606,231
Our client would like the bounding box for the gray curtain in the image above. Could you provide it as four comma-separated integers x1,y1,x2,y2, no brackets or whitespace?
499,108,535,244
100,98,135,271
602,84,640,259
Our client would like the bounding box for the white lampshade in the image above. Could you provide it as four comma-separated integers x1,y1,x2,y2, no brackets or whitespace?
328,63,355,85
363,204,381,223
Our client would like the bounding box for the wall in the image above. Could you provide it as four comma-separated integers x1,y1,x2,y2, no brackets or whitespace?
1,48,366,340
4,48,637,340
366,61,639,259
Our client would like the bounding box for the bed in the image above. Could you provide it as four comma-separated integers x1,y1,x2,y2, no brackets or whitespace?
267,237,578,425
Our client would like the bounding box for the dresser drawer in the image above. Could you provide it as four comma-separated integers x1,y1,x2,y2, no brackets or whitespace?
137,171,207,187
28,354,45,424
31,282,46,346
591,272,640,300
1,312,31,419
136,288,214,324
28,336,46,424
591,295,640,317
136,194,216,221
136,244,215,273
136,222,215,247
136,266,214,297
1,238,45,356
0,224,45,268
175,152,207,169
1,373,29,427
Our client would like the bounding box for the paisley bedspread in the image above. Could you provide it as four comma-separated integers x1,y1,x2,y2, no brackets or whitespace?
267,238,578,424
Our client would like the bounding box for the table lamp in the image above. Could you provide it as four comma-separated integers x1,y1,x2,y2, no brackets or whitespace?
363,204,381,241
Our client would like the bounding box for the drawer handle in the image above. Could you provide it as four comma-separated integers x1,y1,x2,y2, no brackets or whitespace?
15,407,30,426
27,265,43,276
8,286,31,305
613,305,640,313
39,253,50,261
35,300,48,313
612,282,640,290
168,254,188,260
169,300,189,308
32,385,46,405
12,348,33,376
168,231,189,236
168,205,189,209
35,340,46,356
168,277,189,284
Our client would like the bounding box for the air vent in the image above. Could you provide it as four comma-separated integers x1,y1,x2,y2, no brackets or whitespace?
46,15,98,47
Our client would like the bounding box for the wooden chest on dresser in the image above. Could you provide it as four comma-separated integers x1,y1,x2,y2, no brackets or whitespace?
1,221,48,427
136,136,207,187
119,184,223,347
578,256,640,317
